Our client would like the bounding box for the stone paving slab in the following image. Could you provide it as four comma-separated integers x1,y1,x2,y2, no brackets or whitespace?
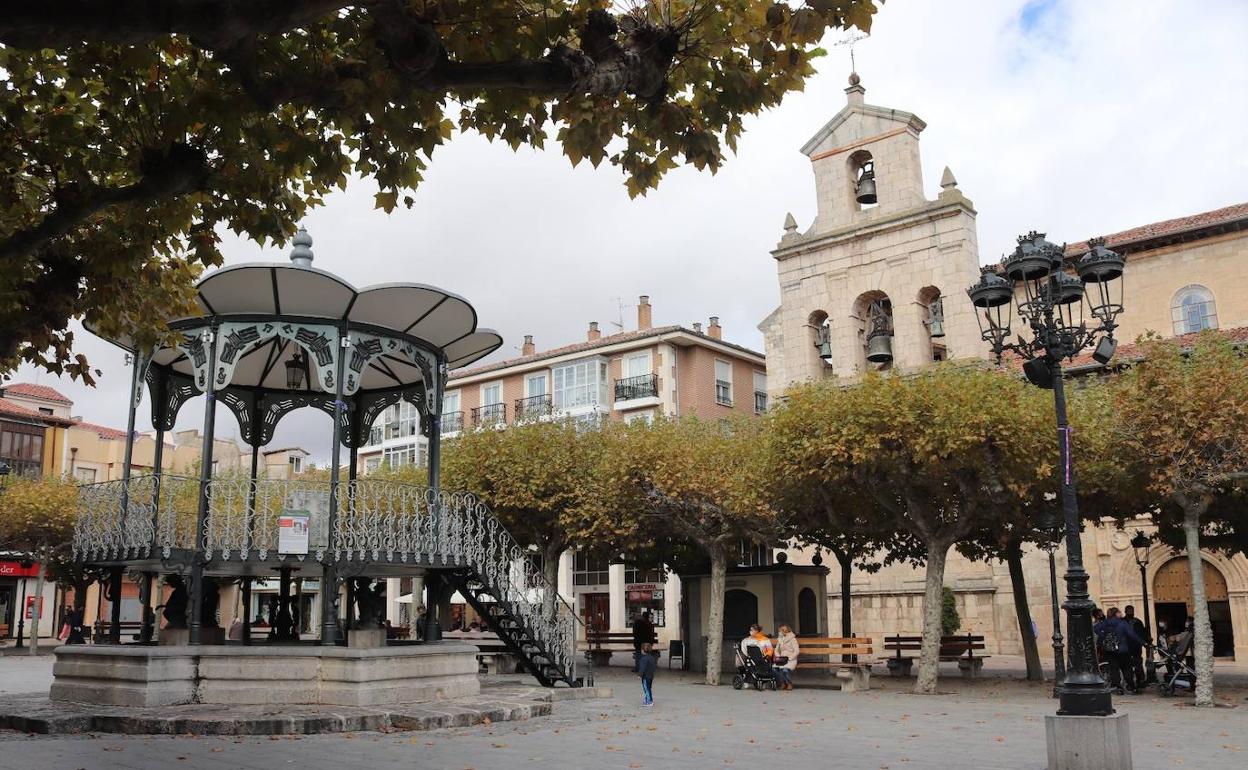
0,682,612,736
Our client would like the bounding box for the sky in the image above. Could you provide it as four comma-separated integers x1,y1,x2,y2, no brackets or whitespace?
10,0,1248,462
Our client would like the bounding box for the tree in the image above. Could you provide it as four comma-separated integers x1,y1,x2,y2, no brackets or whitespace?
764,379,888,640
827,366,1053,694
598,415,776,685
1113,332,1248,706
0,1,881,378
0,474,81,653
441,417,603,613
940,587,960,636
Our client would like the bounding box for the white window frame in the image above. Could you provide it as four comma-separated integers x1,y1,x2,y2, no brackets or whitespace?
382,442,426,469
480,381,503,406
442,390,460,415
1171,284,1218,335
364,456,382,474
715,359,733,407
288,455,303,473
625,352,651,378
552,358,608,412
525,373,547,398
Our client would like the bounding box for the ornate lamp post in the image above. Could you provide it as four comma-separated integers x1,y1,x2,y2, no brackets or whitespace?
968,232,1125,718
1130,530,1156,682
1038,501,1066,698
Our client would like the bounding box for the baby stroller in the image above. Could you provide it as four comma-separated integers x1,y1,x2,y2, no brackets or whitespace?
732,642,778,691
1155,629,1197,696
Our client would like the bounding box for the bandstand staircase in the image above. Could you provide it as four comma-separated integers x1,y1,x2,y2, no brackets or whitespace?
447,568,580,687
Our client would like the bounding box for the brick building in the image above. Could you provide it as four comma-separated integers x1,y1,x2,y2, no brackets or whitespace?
761,75,1248,661
356,297,767,645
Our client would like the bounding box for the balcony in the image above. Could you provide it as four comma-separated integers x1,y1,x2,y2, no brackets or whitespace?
515,394,553,421
441,410,464,434
614,373,659,403
472,402,506,427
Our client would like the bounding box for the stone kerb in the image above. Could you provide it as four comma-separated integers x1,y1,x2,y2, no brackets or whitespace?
50,642,482,708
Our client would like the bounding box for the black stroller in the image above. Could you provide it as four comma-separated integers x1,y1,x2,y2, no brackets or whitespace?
732,642,778,691
1155,628,1197,697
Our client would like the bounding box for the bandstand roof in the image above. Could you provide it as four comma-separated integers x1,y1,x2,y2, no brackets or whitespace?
94,230,503,393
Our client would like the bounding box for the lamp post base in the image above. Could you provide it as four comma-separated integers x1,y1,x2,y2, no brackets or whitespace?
1045,713,1133,770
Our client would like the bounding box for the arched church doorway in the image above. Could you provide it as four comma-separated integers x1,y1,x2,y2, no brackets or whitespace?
1153,557,1235,658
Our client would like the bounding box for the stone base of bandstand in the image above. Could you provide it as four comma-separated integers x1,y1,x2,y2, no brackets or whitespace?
1045,713,1133,770
48,642,482,708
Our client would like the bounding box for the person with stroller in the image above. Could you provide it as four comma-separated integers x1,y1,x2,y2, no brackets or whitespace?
739,624,774,658
772,624,800,691
1094,607,1147,695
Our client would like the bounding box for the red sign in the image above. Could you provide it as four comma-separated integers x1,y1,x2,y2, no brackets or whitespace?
25,596,43,619
0,561,40,578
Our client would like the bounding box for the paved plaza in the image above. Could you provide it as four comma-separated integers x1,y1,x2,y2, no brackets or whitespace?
1,655,1245,769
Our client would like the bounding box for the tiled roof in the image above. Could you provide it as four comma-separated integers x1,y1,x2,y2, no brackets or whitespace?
0,382,73,405
1063,201,1248,256
0,398,76,426
450,325,764,380
1003,326,1248,374
71,421,131,441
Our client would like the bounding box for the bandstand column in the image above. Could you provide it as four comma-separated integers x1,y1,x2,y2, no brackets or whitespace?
189,327,219,645
148,370,168,555
241,578,252,646
108,566,123,644
321,331,349,646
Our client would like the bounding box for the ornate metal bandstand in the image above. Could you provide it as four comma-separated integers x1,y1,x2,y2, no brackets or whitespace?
70,231,580,696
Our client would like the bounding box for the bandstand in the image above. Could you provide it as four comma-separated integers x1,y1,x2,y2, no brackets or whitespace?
56,231,580,707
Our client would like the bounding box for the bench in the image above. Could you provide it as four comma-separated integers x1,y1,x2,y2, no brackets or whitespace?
883,633,991,678
579,630,661,668
793,637,875,692
444,631,519,674
92,620,144,643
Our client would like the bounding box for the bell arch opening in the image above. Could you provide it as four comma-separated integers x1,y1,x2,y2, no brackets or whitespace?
917,286,947,363
807,309,833,375
854,291,893,371
847,149,877,212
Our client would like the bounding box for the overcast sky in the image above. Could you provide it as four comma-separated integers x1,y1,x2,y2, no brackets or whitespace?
11,0,1248,462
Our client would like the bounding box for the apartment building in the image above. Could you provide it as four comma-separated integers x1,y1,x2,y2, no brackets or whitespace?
355,296,767,645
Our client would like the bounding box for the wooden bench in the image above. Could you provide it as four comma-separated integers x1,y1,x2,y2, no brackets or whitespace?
444,631,519,674
92,620,144,643
883,633,991,678
579,630,662,667
793,637,875,692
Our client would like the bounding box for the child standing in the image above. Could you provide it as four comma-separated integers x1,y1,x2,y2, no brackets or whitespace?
637,641,656,706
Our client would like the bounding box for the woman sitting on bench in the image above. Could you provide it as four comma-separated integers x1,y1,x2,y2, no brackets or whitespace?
772,624,800,691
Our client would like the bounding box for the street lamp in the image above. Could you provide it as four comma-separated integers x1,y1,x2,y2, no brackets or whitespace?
968,232,1125,718
1129,530,1156,682
14,558,33,649
285,351,307,390
1037,500,1065,698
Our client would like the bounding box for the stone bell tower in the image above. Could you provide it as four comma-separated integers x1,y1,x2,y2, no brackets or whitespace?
760,74,987,393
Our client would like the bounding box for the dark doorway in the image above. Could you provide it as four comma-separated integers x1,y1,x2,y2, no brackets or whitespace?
723,589,758,640
798,587,819,636
582,593,610,633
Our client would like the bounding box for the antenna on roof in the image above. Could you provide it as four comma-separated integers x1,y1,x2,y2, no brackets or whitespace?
609,297,632,332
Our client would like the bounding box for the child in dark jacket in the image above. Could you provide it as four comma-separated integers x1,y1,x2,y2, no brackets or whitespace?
637,641,656,706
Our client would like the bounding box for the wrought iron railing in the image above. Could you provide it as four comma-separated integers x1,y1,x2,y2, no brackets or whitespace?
71,475,579,677
515,394,553,421
472,402,506,427
441,410,464,434
614,373,658,401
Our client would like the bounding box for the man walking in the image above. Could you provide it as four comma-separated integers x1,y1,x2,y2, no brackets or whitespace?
637,641,656,707
1094,607,1146,694
1124,605,1149,686
632,610,655,672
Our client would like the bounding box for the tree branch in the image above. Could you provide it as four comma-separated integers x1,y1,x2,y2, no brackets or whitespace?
0,144,210,264
0,0,357,49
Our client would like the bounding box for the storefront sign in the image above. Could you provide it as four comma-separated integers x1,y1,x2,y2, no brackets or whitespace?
0,561,40,578
277,511,310,555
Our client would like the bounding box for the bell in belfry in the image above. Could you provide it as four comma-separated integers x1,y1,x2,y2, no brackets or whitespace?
855,162,878,205
866,332,893,363
928,297,946,338
865,299,893,363
815,323,833,361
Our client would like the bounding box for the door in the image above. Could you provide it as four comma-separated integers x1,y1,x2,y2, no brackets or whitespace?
0,584,13,636
1153,557,1235,658
582,593,610,634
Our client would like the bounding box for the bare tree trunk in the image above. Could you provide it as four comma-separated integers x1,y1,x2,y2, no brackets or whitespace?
542,543,564,620
1006,538,1044,681
830,546,852,638
1183,507,1215,706
916,538,951,695
705,548,727,686
29,556,47,655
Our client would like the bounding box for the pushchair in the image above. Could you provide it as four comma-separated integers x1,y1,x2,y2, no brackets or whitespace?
732,642,778,691
1155,629,1197,697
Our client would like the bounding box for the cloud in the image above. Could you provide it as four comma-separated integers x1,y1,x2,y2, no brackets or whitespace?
11,1,1247,462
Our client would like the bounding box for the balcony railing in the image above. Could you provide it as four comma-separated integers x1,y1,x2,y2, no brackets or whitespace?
515,394,553,421
614,373,658,402
472,402,506,427
441,410,464,434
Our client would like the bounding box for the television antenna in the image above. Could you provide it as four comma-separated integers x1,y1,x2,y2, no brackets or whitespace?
609,297,632,332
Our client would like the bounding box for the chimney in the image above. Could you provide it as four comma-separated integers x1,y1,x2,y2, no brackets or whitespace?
708,316,722,340
522,335,535,356
638,295,652,330
692,322,702,334
588,322,601,342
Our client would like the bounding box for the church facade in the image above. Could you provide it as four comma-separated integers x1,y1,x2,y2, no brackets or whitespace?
760,76,1248,662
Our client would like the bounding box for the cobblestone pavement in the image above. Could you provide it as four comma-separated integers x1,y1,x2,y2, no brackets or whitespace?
2,659,1245,769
